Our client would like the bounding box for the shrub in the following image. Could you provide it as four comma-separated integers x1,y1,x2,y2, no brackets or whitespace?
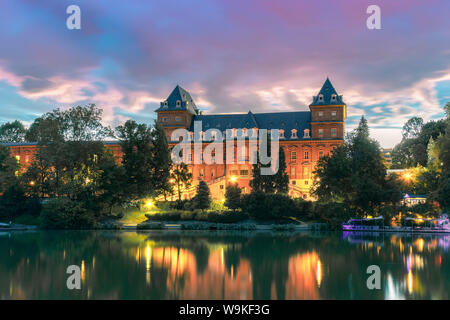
40,198,97,229
137,221,164,230
0,184,41,221
312,202,351,229
241,192,299,220
201,211,248,223
225,183,241,211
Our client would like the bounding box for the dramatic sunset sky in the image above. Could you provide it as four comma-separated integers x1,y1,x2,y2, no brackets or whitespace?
1,0,449,147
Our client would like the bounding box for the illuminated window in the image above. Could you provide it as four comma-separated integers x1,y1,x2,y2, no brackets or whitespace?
240,169,249,176
318,111,323,117
304,167,309,177
331,111,337,117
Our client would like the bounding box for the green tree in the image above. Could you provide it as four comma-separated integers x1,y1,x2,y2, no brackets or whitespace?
0,144,18,194
312,116,402,215
225,183,242,211
151,121,172,198
402,116,423,139
250,141,288,194
0,121,27,142
116,120,155,200
170,163,192,201
194,180,211,211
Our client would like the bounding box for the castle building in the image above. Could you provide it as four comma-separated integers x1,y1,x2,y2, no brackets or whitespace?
3,78,346,201
155,78,346,200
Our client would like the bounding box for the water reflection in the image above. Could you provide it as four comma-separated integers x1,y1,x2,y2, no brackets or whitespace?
0,231,449,299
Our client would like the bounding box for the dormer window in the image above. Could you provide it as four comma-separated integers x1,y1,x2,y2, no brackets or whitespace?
163,101,168,107
303,129,310,138
331,94,337,101
176,100,181,107
279,129,285,139
318,94,324,102
291,129,298,139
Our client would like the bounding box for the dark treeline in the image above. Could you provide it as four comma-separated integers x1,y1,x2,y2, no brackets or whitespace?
0,104,173,228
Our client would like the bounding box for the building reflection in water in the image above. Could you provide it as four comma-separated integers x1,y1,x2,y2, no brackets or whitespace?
1,231,450,299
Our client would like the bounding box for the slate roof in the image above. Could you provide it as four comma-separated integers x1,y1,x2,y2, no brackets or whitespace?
310,78,345,106
155,85,199,115
190,111,311,140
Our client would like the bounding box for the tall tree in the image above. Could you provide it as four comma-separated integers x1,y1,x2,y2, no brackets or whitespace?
250,138,289,194
116,120,155,200
194,180,211,211
312,116,402,215
170,163,192,201
402,116,423,139
0,121,27,142
151,121,172,198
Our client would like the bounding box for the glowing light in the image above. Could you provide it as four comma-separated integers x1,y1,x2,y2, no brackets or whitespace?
29,181,35,186
407,270,413,294
221,198,225,203
230,176,237,182
316,260,322,287
81,260,85,281
169,178,175,184
146,200,154,208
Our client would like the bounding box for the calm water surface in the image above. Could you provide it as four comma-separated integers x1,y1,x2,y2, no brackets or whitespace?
1,230,449,299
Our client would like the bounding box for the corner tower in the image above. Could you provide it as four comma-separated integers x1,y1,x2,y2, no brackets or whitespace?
155,85,200,140
309,78,346,140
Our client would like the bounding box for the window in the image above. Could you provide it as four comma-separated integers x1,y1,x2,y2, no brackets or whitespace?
331,94,337,101
318,94,324,101
303,167,309,177
200,169,204,177
279,129,284,139
291,129,298,139
331,128,337,137
220,185,224,190
175,116,181,122
331,111,337,117
240,169,249,176
304,151,309,159
318,111,324,117
318,128,324,137
291,167,296,178
176,100,181,107
319,151,323,158
291,151,297,160
230,170,239,176
292,180,296,185
303,129,310,138
162,117,168,122
305,180,309,185
163,101,168,107
211,169,215,177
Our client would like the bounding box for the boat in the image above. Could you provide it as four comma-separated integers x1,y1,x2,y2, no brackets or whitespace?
342,214,450,233
342,216,384,231
0,222,11,229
